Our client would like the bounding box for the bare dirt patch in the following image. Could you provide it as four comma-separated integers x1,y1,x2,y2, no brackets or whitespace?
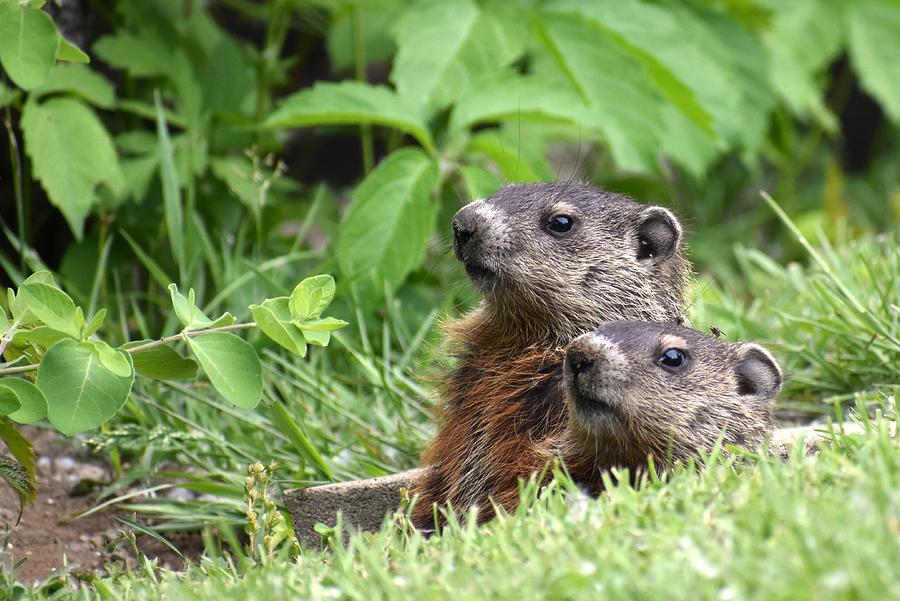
0,428,202,583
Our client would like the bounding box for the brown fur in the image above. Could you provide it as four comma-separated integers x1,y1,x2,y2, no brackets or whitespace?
413,183,691,527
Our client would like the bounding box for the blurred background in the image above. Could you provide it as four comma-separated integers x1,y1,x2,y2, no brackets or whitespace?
0,0,897,531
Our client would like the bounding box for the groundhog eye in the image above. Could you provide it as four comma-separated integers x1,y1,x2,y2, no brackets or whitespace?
546,214,574,234
658,348,687,370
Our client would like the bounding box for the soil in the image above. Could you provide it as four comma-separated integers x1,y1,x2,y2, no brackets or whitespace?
0,427,203,584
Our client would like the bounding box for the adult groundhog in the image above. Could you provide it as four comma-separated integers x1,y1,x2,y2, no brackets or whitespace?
558,321,782,492
413,183,691,527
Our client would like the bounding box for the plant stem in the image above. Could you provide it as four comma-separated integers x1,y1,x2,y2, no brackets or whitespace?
352,4,374,174
0,322,257,377
3,101,26,274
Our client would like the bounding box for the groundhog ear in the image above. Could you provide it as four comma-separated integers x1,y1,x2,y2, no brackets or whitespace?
735,344,783,399
636,207,682,262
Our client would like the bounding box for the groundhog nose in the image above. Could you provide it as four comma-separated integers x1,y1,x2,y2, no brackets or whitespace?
566,349,595,377
452,211,478,247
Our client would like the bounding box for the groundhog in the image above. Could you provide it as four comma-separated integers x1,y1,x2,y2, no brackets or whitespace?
557,321,782,492
413,182,691,527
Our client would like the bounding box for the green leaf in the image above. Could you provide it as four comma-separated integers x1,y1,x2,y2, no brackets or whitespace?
0,377,48,424
55,35,89,63
20,97,124,239
249,303,307,357
0,454,36,522
847,0,900,124
155,91,185,270
32,64,115,108
449,73,593,133
466,130,554,183
458,164,501,201
0,2,59,89
36,338,135,436
186,333,262,409
336,148,439,287
10,326,69,349
126,342,199,381
16,282,80,338
0,386,20,416
264,81,435,155
83,308,107,338
391,0,526,116
0,416,37,521
762,0,843,129
534,11,668,172
303,330,331,347
168,284,233,330
89,340,133,378
289,275,336,322
296,317,349,332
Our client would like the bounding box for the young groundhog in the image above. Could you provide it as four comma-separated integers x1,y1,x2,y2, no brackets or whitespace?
558,321,782,492
414,183,691,527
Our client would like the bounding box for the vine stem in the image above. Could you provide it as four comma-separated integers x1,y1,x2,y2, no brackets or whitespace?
0,322,257,377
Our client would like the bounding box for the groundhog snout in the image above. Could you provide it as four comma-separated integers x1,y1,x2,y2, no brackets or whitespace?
452,205,481,253
565,334,629,391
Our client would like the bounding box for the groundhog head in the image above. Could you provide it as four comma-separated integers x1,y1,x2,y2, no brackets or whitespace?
452,183,689,341
562,321,781,469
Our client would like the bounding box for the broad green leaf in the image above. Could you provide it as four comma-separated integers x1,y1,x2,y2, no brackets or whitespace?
36,338,134,436
847,0,900,123
303,330,331,347
21,97,125,239
0,307,8,334
186,333,262,409
289,275,336,322
56,36,89,63
296,317,349,332
89,340,133,378
534,11,666,172
155,92,184,269
10,326,69,349
449,74,593,133
458,164,501,201
466,130,554,183
327,2,400,72
250,303,307,357
32,64,115,108
16,282,80,338
391,0,525,117
762,0,842,129
336,148,439,287
126,343,199,381
0,377,48,424
0,81,20,108
22,270,56,286
0,387,20,416
264,81,435,155
0,2,59,89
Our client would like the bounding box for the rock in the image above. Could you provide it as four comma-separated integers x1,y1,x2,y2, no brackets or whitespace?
284,468,427,549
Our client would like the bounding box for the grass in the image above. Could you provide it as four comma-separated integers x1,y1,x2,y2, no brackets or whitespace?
3,205,899,598
13,410,898,600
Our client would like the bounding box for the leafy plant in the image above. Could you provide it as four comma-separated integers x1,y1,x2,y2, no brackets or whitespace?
0,272,346,514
